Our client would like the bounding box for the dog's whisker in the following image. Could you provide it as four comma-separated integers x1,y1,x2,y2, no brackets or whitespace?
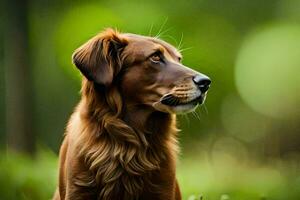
191,110,201,121
164,35,178,47
198,104,204,116
148,23,154,36
177,32,184,50
155,27,173,40
191,111,197,120
178,46,193,53
155,17,169,38
203,103,208,115
195,110,201,121
192,111,197,119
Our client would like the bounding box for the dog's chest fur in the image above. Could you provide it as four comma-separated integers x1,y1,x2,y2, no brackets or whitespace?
69,96,179,200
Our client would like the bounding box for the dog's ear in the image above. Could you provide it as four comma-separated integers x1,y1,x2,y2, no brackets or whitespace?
72,29,128,86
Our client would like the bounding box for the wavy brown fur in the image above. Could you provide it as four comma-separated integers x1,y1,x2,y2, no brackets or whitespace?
53,29,192,200
71,79,179,199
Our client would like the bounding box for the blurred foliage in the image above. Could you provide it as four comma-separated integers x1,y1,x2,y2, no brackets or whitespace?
0,150,57,200
1,149,300,200
1,0,300,199
178,148,300,200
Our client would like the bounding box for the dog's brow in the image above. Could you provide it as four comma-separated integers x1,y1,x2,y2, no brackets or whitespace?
159,45,181,62
151,38,181,58
154,47,165,54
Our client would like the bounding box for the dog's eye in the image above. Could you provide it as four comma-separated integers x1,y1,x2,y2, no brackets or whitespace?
150,53,162,64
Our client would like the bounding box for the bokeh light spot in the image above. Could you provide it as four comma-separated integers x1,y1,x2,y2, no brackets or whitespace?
235,24,300,119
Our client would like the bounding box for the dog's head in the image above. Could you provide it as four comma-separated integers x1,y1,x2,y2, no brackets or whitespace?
73,29,211,114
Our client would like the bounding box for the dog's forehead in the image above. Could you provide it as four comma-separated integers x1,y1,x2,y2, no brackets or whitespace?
122,33,182,59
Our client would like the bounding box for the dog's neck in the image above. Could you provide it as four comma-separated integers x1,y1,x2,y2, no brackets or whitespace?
78,80,179,199
123,104,174,135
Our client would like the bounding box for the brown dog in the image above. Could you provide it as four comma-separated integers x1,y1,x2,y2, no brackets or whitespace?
53,28,211,200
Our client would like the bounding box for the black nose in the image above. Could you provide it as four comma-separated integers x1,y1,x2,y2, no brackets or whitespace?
193,74,211,92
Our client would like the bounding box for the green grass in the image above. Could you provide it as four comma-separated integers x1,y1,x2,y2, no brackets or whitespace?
0,150,57,200
177,153,300,200
0,149,299,200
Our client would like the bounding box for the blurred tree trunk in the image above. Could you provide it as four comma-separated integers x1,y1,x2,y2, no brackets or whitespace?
4,0,35,155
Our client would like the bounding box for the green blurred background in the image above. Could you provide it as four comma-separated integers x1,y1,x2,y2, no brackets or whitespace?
1,0,300,199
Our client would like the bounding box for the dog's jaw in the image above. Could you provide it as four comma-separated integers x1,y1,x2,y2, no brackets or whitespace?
152,93,207,114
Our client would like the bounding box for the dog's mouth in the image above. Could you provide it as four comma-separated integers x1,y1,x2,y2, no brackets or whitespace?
160,93,205,107
154,92,207,114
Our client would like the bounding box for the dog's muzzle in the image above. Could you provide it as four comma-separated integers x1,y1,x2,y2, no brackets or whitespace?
161,74,211,107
